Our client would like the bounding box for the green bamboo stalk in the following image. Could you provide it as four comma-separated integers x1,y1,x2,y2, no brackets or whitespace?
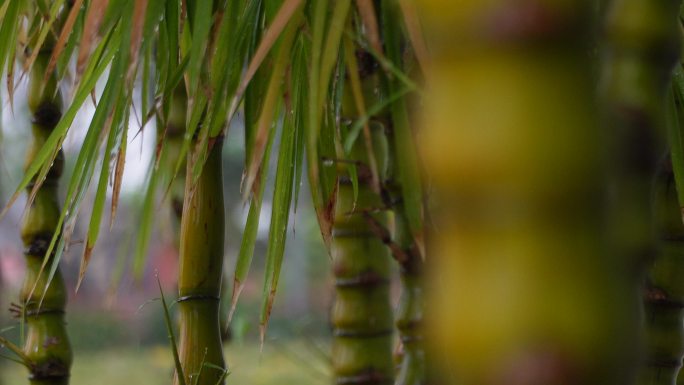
163,87,231,343
331,61,394,385
173,135,226,385
642,162,684,385
601,0,683,384
415,1,639,384
389,205,424,385
19,38,72,385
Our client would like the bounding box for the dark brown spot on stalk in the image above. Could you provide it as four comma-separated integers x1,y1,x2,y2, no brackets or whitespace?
29,359,70,381
495,347,580,385
335,270,389,287
24,308,65,317
483,1,578,43
43,336,61,348
24,234,53,256
32,103,62,128
337,370,392,385
176,294,220,302
645,284,684,308
355,49,380,79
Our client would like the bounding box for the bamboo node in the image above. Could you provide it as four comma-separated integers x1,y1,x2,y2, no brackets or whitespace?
336,370,393,385
176,294,220,303
333,328,393,338
335,272,389,288
31,103,62,128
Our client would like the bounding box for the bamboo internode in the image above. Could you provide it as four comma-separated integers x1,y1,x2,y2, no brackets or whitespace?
174,137,226,385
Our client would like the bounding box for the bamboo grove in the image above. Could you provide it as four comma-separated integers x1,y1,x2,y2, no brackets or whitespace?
3,1,684,385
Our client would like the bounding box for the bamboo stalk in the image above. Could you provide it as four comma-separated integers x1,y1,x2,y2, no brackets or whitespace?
389,206,424,385
19,40,72,385
331,68,394,385
415,1,639,384
601,0,683,384
173,135,226,385
641,163,684,385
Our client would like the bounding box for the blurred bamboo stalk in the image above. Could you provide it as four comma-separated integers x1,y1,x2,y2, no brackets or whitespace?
644,162,684,385
416,0,639,383
601,0,683,383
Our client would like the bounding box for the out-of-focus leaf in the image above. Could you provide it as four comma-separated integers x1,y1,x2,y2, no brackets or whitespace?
43,0,84,85
76,0,110,76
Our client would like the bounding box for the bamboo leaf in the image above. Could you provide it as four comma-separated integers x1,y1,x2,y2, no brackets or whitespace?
0,27,118,221
397,0,429,74
43,0,84,85
109,105,128,228
76,0,110,77
77,96,124,291
305,0,331,247
242,11,301,202
381,0,424,254
158,276,186,385
317,0,351,108
20,0,65,80
185,0,212,96
225,0,304,129
132,148,163,279
259,96,298,345
0,0,21,94
229,125,276,323
0,336,32,367
343,33,380,194
354,0,382,54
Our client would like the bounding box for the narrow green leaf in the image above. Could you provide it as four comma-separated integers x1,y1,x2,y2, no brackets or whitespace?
229,125,276,322
77,94,124,290
242,11,301,201
158,276,187,385
259,97,298,344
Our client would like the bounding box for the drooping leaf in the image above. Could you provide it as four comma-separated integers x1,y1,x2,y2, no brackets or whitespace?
242,10,301,201
259,93,298,346
229,118,276,323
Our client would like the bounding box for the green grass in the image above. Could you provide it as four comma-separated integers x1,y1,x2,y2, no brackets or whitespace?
0,339,329,385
